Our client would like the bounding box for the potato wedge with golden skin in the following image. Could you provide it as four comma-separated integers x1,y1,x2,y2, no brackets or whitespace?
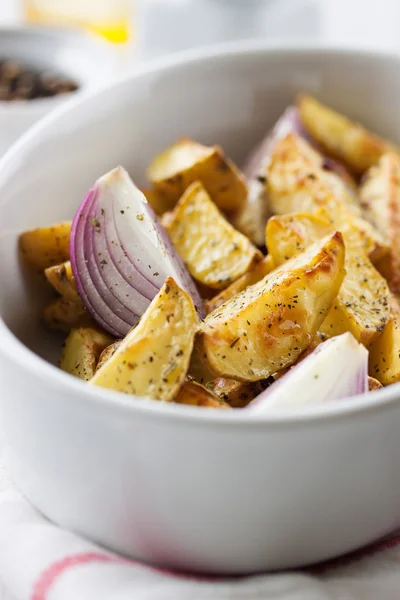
175,382,230,408
297,94,400,174
267,134,389,262
139,187,168,215
19,221,71,271
44,260,78,302
60,327,114,380
205,255,274,314
266,212,390,346
96,340,122,373
42,297,93,333
368,376,383,391
164,182,262,290
198,232,345,382
212,377,269,408
91,277,197,400
147,139,247,213
359,153,400,294
369,298,400,385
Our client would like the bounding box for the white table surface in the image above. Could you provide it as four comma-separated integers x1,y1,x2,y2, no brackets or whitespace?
0,0,399,598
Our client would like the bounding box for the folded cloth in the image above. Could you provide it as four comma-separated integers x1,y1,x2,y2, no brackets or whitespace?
0,462,400,600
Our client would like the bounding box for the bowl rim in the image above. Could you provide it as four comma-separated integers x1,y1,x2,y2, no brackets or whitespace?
1,38,400,426
0,25,116,112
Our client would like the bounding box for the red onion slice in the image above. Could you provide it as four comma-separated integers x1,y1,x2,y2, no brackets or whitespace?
70,167,203,336
248,333,368,413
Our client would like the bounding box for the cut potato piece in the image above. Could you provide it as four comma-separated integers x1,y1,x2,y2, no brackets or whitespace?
96,340,122,372
297,94,400,174
59,327,114,380
212,377,269,408
198,232,345,382
368,376,383,391
359,153,400,294
44,260,78,302
19,221,71,271
140,187,167,215
164,182,262,289
42,297,93,333
267,212,390,346
205,255,274,314
369,298,400,385
267,134,389,262
91,277,197,400
175,382,230,408
147,138,247,213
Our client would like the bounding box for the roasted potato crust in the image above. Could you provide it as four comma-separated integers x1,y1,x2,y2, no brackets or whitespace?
147,138,247,213
198,232,345,382
19,221,71,271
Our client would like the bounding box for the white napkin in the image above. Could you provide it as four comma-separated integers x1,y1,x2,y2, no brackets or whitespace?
0,463,400,600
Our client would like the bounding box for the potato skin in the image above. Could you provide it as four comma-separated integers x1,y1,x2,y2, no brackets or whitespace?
205,255,274,314
44,260,78,302
42,297,93,333
19,221,71,271
297,94,400,174
369,297,400,385
95,340,122,372
212,377,269,408
165,182,262,289
360,153,400,295
266,211,390,346
147,138,247,213
174,381,230,408
368,376,383,391
91,277,197,400
59,327,114,380
198,232,345,382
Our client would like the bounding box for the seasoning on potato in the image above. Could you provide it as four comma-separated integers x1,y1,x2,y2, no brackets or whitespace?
91,277,197,401
198,232,345,382
147,138,247,213
164,181,262,289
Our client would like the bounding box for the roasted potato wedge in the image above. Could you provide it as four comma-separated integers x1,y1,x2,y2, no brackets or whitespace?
368,376,383,391
205,255,274,314
147,138,247,213
42,297,93,333
267,212,390,345
91,277,197,400
175,381,230,408
96,340,122,372
140,187,167,215
212,377,269,408
44,260,78,302
267,134,389,262
19,221,71,271
359,153,400,294
369,298,400,385
164,182,262,289
198,232,345,382
297,94,400,174
59,327,114,380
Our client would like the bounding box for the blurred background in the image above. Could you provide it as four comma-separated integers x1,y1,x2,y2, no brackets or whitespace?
0,0,398,153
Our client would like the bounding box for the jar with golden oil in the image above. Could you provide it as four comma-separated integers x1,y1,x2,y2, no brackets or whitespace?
24,0,132,44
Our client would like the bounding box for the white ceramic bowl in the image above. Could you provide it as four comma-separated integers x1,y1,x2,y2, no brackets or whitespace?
0,26,116,156
1,42,400,574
